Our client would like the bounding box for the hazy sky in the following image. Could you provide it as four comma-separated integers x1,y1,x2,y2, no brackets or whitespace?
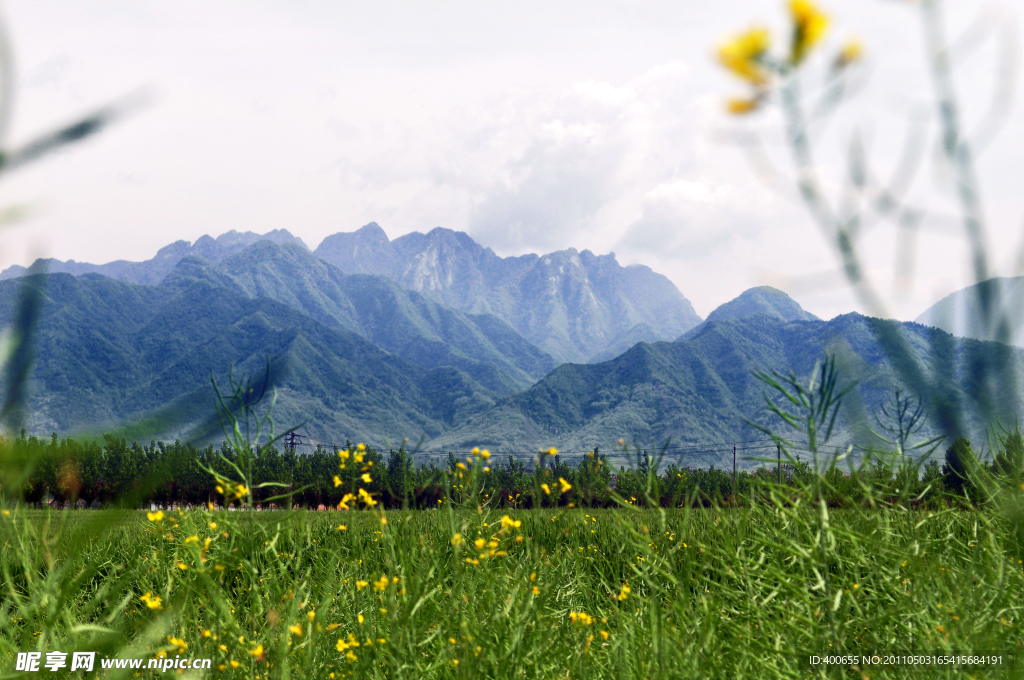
0,0,1020,320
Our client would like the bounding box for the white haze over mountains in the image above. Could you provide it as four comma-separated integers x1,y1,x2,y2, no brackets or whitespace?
0,0,1020,321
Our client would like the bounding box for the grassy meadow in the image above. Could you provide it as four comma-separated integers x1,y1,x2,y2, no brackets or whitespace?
3,490,1024,678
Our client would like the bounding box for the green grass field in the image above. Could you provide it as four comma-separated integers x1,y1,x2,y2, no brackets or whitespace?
3,497,1023,679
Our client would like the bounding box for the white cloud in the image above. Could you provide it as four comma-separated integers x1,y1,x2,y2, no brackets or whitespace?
0,0,1018,325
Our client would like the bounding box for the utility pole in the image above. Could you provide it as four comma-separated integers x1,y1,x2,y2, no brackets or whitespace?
285,431,303,454
777,442,782,485
732,444,737,501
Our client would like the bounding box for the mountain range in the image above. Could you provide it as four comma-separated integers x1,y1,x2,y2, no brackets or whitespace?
915,276,1024,347
314,223,701,363
1,227,1020,467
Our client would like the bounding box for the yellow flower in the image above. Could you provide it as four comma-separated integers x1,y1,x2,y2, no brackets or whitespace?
541,483,551,495
208,521,217,530
334,475,343,487
559,478,572,493
835,38,862,67
474,538,486,550
600,630,609,640
373,575,390,592
235,484,249,499
727,97,761,115
337,524,347,531
789,0,829,64
717,28,771,84
185,535,199,544
177,562,188,570
167,636,187,653
346,650,358,662
617,584,631,601
481,449,490,460
147,510,164,523
202,630,211,638
500,515,521,529
358,488,377,507
547,448,558,456
229,660,240,669
288,624,303,636
451,533,463,547
140,592,162,609
357,614,365,625
361,473,372,484
532,586,539,596
471,447,480,456
570,611,595,626
338,448,350,461
1,509,10,516
357,443,366,451
380,515,388,525
249,644,263,657
456,462,467,471
356,580,369,589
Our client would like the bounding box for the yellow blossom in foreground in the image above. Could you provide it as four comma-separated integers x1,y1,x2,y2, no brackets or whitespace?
356,581,369,590
357,614,365,625
337,524,347,531
451,533,463,547
373,575,390,592
147,510,164,523
249,644,263,657
288,624,303,636
600,630,609,640
481,449,490,460
474,538,486,550
717,28,771,84
789,0,829,64
500,515,521,529
541,483,551,495
334,475,342,487
836,39,862,68
361,473,372,483
229,661,240,669
617,584,631,601
140,592,162,609
727,97,761,115
559,477,572,493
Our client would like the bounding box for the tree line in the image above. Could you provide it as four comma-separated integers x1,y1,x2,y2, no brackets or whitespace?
2,429,1021,510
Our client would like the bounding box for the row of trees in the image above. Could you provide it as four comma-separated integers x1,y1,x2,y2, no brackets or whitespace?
4,427,1023,510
